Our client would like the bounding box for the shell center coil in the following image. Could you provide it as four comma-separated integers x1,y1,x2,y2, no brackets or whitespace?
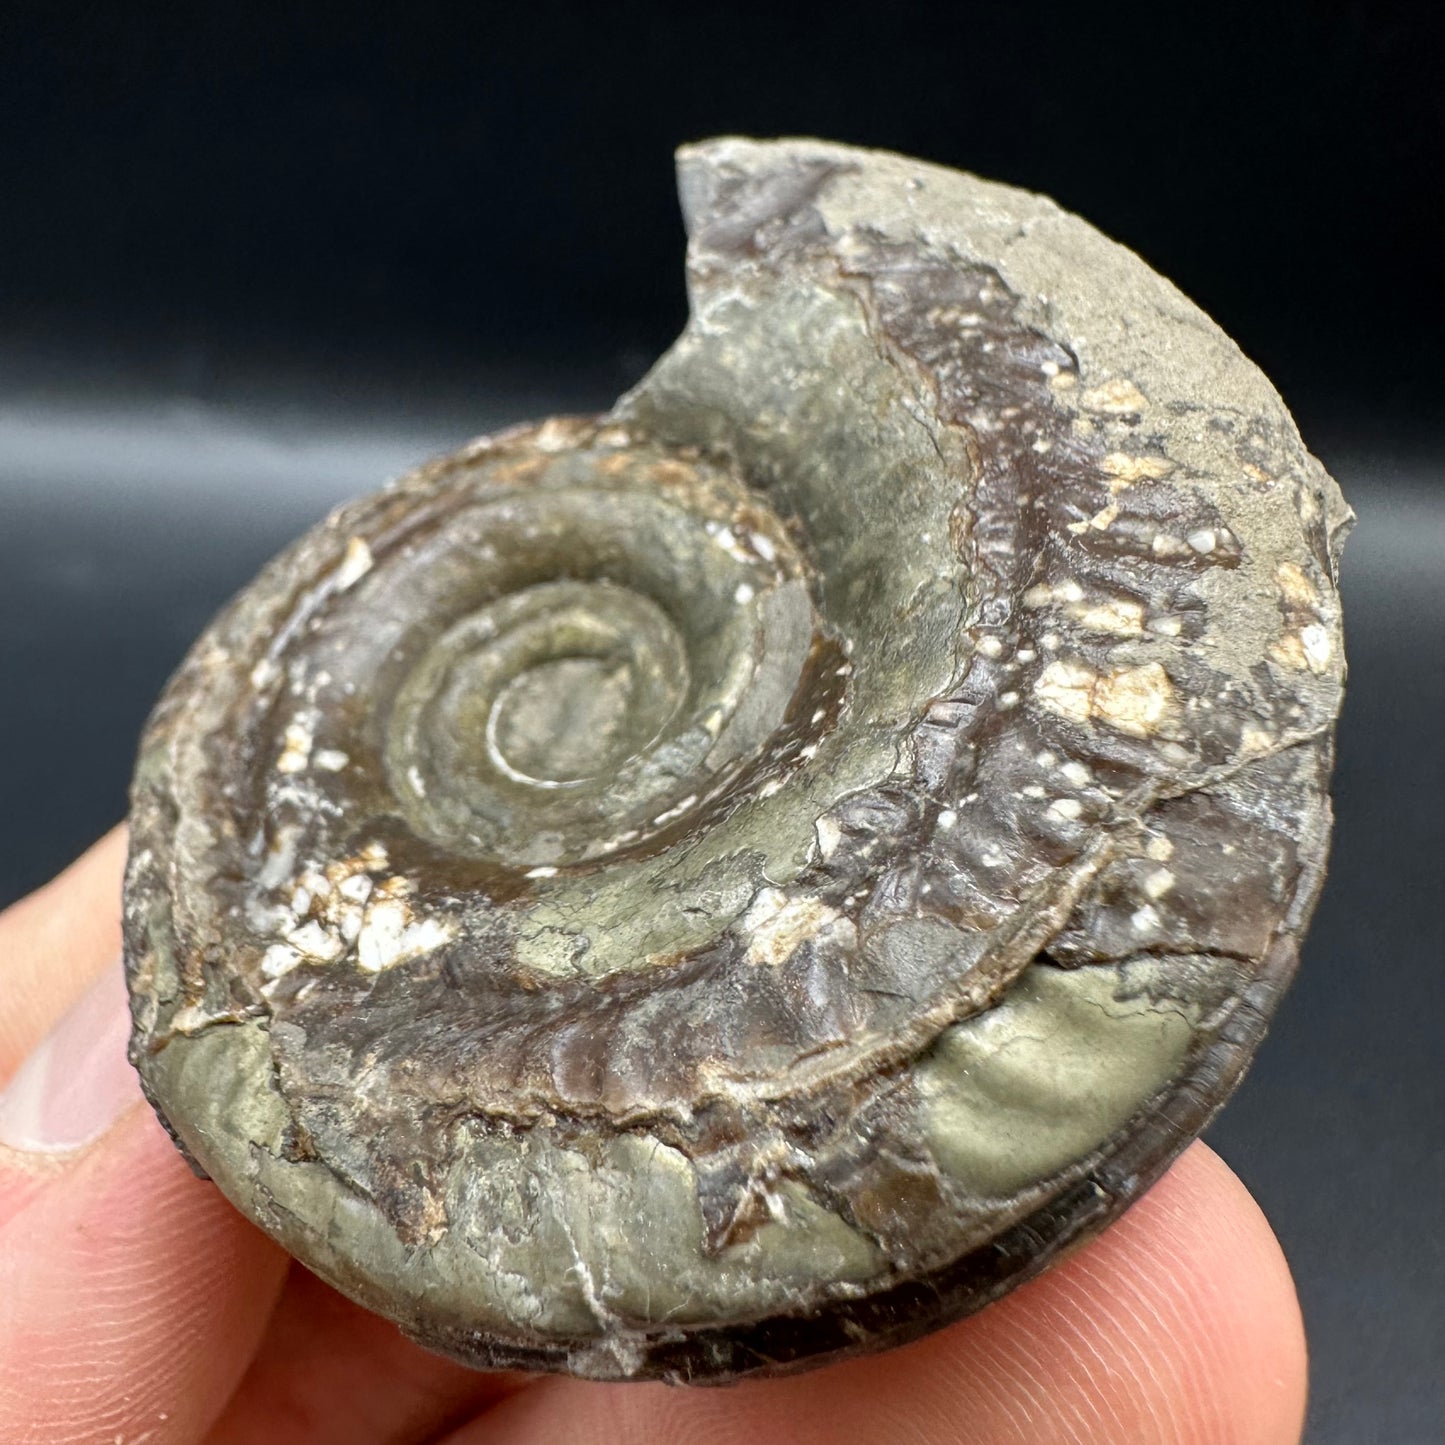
374,434,830,868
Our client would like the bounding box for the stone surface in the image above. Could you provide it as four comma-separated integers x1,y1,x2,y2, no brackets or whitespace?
123,137,1350,1383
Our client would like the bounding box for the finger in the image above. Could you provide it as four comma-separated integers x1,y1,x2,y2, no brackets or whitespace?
0,846,290,1443
205,1264,530,1445
0,825,127,1084
446,1142,1306,1445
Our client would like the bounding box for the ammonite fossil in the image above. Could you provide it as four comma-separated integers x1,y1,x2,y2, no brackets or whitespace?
123,137,1350,1383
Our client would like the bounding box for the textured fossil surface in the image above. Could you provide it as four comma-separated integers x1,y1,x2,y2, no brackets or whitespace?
124,137,1350,1383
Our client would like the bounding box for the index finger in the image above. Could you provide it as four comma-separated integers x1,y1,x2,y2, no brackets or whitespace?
0,826,127,1084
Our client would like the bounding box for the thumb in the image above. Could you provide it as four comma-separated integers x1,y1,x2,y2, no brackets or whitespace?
0,848,288,1442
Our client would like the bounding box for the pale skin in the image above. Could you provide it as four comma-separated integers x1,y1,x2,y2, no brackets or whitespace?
0,829,1308,1443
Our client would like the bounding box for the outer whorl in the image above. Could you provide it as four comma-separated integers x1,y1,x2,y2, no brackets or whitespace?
124,138,1350,1383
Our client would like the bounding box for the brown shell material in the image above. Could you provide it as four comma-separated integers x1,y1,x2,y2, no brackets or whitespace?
123,138,1350,1383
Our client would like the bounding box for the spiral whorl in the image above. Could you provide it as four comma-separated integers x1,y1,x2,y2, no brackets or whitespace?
370,430,831,870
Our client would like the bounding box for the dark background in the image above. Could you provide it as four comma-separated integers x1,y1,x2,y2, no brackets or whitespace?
2,4,1441,1440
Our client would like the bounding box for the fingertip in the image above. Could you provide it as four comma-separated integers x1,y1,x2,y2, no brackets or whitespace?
1108,1141,1308,1444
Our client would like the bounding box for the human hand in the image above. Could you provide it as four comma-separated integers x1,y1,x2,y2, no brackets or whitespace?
1,829,1307,1443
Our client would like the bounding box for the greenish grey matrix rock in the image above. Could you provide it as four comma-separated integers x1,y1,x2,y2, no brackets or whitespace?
123,137,1349,1383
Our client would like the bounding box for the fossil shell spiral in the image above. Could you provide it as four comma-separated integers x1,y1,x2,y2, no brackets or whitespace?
123,137,1350,1383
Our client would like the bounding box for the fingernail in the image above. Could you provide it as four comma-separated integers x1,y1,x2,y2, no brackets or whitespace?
0,963,141,1154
